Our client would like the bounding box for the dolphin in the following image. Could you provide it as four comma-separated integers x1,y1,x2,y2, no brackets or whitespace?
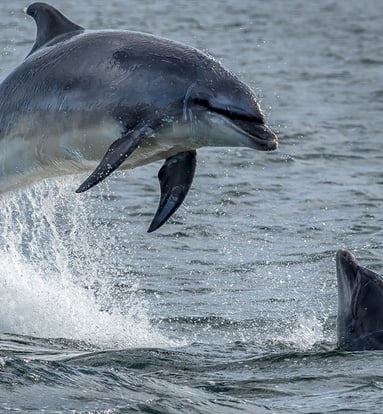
336,249,383,351
0,2,277,232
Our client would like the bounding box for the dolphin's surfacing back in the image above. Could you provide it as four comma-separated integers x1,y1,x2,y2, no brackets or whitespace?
0,3,277,232
336,249,383,351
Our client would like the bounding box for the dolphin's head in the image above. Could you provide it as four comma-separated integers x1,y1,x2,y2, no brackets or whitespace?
336,249,383,351
184,77,278,151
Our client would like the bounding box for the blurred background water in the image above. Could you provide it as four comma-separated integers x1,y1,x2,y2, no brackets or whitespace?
0,1,383,412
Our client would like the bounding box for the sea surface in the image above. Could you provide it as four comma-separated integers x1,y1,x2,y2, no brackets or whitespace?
0,1,383,413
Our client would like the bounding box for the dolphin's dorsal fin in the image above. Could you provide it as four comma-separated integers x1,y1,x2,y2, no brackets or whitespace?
26,2,84,56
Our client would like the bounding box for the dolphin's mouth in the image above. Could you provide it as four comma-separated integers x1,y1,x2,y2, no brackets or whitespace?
231,118,278,151
336,249,359,306
191,97,278,151
336,249,359,309
336,249,359,286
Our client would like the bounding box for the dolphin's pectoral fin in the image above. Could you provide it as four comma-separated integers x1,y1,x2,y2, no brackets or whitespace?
148,150,196,233
76,125,153,193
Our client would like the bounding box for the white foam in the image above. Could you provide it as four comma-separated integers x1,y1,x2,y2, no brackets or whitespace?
0,177,174,348
279,313,325,350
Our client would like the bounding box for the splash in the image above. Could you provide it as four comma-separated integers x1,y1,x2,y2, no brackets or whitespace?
0,177,173,348
278,313,325,350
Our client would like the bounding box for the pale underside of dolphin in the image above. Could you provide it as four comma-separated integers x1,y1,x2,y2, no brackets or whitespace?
0,2,278,232
336,249,383,351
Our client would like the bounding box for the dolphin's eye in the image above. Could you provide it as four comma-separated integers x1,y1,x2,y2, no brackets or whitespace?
193,98,210,110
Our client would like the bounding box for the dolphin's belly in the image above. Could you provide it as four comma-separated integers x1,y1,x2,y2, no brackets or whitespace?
0,114,197,193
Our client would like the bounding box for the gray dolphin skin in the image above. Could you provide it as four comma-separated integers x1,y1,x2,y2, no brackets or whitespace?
336,249,383,351
0,3,277,232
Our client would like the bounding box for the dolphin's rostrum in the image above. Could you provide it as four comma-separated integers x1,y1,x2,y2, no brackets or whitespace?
0,3,278,231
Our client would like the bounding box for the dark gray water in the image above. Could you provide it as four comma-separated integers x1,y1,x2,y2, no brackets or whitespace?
1,1,383,412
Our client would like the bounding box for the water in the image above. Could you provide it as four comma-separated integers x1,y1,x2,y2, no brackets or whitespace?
1,0,383,412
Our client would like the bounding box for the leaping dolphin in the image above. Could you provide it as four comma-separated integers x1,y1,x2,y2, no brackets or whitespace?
0,2,278,232
336,249,383,351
